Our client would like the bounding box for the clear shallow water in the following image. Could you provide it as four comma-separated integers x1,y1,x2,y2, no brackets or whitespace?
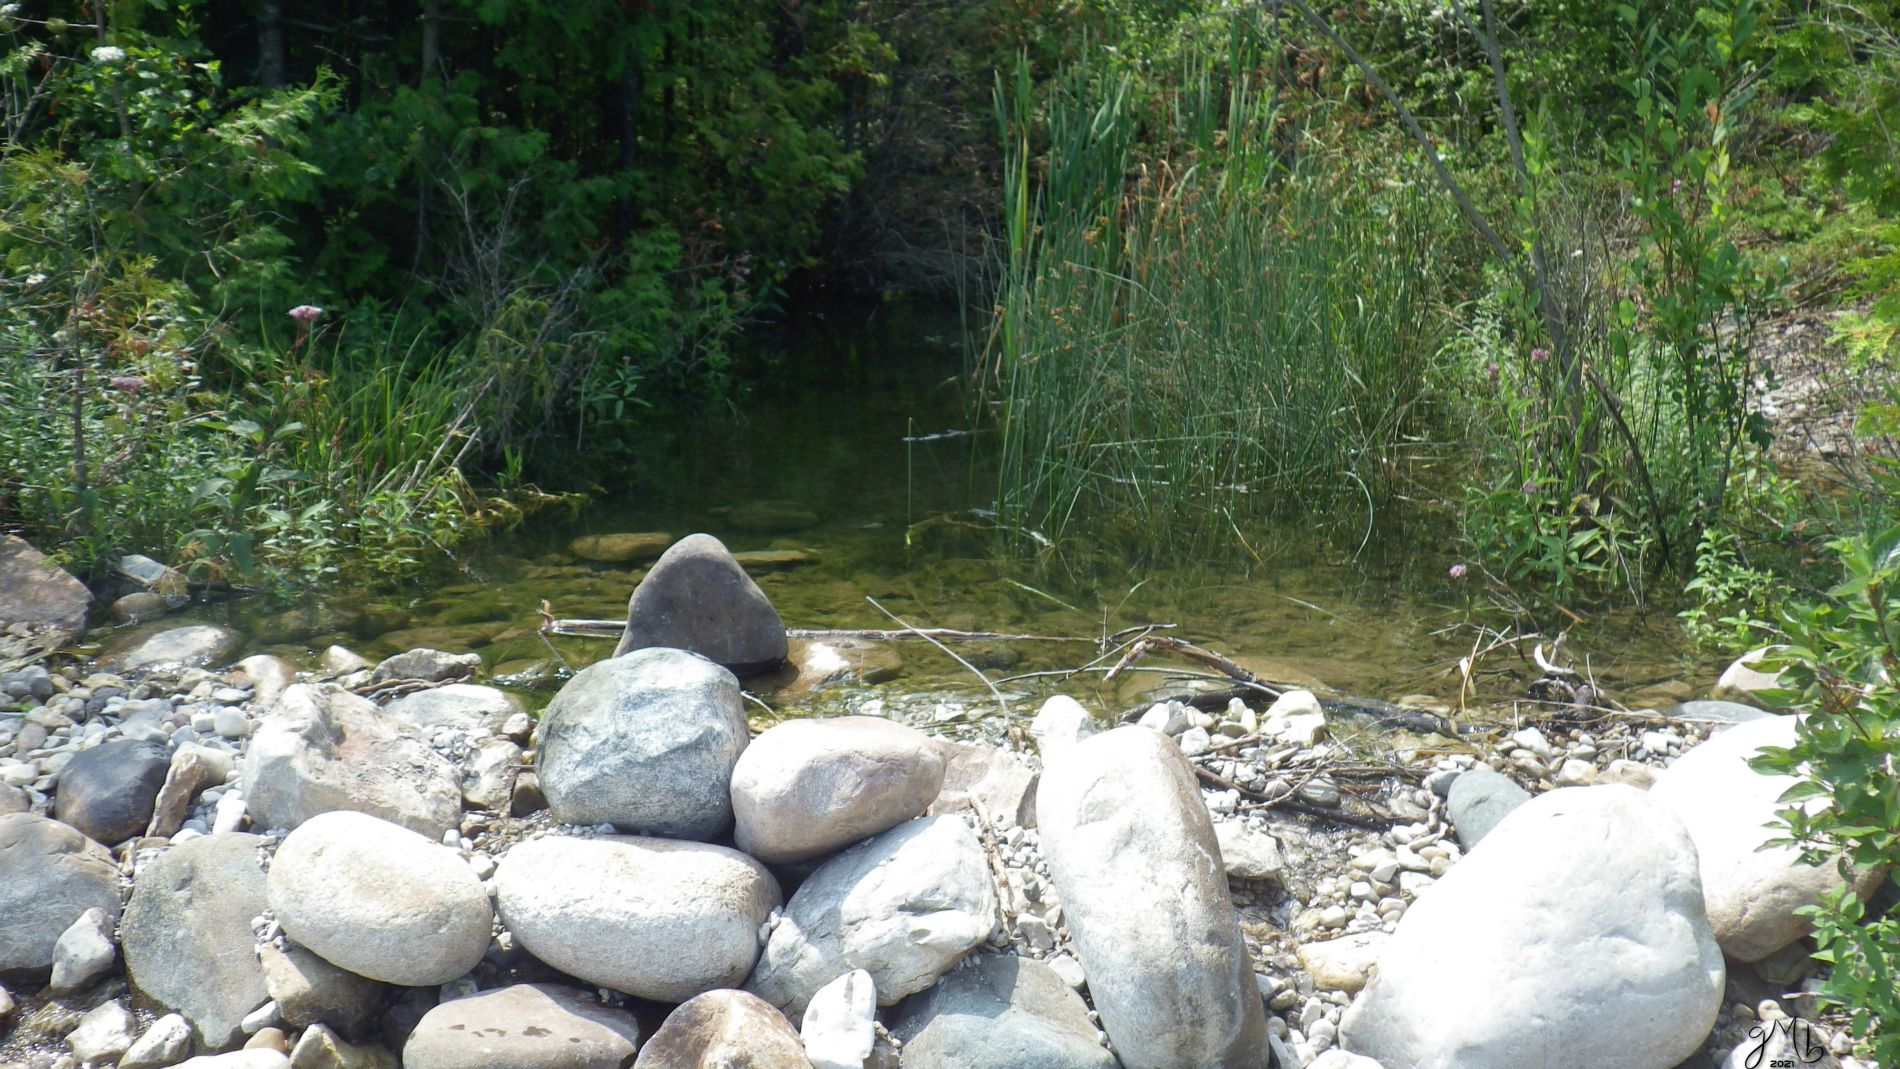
117,304,1718,718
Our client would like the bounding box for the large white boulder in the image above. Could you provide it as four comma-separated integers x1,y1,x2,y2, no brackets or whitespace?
1035,726,1268,1069
267,811,492,987
1338,785,1724,1069
731,716,944,864
1650,714,1888,961
748,815,998,1020
494,834,779,1002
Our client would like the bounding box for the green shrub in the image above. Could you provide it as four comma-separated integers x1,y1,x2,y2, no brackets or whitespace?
1752,526,1900,1063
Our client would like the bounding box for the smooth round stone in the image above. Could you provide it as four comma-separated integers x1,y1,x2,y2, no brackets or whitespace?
404,984,641,1069
731,716,945,864
53,738,171,845
267,811,493,987
494,834,779,1002
99,624,241,673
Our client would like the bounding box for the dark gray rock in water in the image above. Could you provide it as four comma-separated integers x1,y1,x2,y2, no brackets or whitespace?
632,989,810,1069
1447,768,1532,850
535,647,750,839
403,984,642,1069
890,955,1118,1069
54,739,171,845
98,623,241,673
0,813,123,975
612,533,788,674
122,833,271,1049
0,534,92,633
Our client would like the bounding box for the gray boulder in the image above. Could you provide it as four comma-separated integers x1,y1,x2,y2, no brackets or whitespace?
612,533,788,673
1446,767,1531,850
99,623,241,673
633,990,812,1069
1035,726,1267,1069
890,955,1118,1069
1339,785,1725,1069
730,716,945,864
368,648,481,684
930,740,1038,829
54,738,171,845
0,535,91,632
267,811,492,987
122,833,271,1049
535,648,749,839
233,654,297,710
747,815,998,1020
49,906,117,993
55,738,151,827
382,684,522,736
241,683,463,837
403,984,642,1069
0,812,123,974
1651,715,1888,961
494,834,779,1002
258,942,383,1040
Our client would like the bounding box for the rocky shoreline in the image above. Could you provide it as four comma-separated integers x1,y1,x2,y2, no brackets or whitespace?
0,533,1882,1069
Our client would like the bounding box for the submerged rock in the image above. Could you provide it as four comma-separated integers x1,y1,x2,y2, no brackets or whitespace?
535,647,750,839
612,533,788,673
1338,785,1724,1069
99,623,241,673
570,531,674,563
1035,726,1268,1069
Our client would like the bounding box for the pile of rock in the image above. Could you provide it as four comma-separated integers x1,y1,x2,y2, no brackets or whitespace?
0,531,1883,1069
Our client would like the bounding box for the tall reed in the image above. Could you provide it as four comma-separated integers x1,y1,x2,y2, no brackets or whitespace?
986,41,1448,559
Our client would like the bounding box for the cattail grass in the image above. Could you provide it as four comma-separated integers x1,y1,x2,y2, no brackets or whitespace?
984,43,1448,560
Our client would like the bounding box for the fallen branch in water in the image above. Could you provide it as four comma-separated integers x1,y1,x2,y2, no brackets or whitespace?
865,596,1011,720
538,613,1174,645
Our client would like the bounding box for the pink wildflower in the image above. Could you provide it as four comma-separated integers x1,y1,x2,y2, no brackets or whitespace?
288,305,323,324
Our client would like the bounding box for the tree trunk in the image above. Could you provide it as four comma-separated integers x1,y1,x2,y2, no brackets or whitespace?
257,0,287,88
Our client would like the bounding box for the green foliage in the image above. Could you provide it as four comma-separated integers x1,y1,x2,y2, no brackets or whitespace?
1751,527,1900,1064
1680,526,1780,650
986,41,1453,558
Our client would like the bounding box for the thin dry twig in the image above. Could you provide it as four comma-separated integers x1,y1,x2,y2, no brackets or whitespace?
866,596,1011,719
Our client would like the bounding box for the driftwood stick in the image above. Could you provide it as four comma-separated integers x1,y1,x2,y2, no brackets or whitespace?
865,597,1011,720
540,616,1159,644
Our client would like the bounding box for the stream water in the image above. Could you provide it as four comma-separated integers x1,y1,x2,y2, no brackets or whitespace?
109,305,1717,724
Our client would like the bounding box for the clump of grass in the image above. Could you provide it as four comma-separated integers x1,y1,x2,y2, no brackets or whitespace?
983,43,1450,560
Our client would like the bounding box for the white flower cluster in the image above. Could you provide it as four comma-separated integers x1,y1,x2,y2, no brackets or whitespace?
90,45,126,63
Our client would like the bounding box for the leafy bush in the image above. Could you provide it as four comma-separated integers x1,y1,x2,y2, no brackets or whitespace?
1752,527,1900,1063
